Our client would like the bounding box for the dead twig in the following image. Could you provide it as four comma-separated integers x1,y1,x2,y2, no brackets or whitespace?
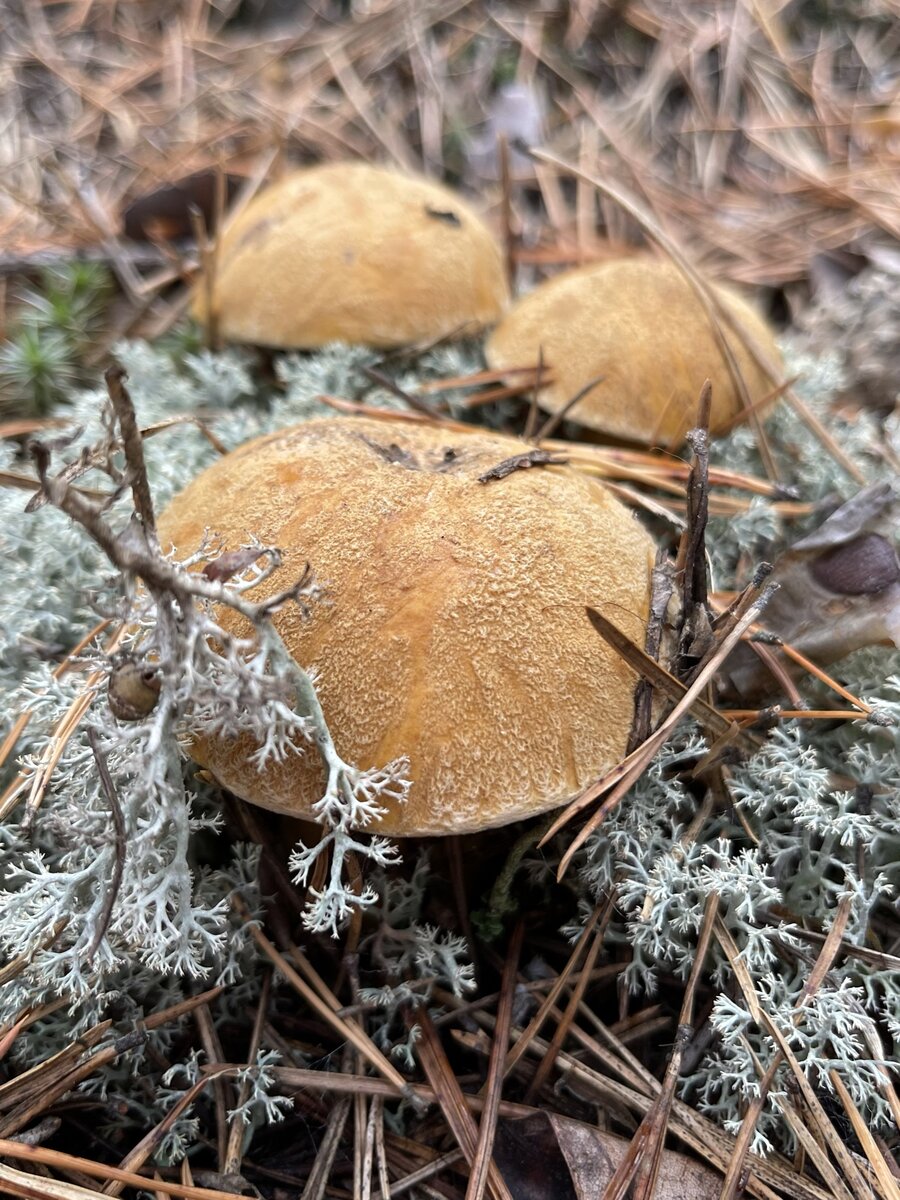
300,1095,353,1200
543,572,775,875
466,921,523,1200
603,891,719,1200
83,730,126,964
716,895,855,1200
231,896,410,1096
360,366,437,417
223,969,271,1178
477,448,567,483
586,608,745,744
411,1007,514,1200
104,364,155,535
0,1140,249,1200
676,381,714,670
628,552,675,751
524,904,612,1103
534,373,607,442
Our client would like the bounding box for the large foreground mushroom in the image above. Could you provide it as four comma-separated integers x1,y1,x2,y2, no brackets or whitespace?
157,417,655,836
486,257,782,446
193,162,509,349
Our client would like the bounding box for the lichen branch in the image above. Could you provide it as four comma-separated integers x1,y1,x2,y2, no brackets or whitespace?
9,365,410,1007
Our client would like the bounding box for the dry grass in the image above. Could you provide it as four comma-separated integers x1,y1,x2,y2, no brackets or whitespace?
1,0,899,297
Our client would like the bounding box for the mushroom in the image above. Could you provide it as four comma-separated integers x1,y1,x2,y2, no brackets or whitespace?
193,162,510,350
485,257,783,446
157,417,656,836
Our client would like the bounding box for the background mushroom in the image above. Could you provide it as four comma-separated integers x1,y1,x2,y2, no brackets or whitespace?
485,257,782,447
193,162,510,349
157,416,655,836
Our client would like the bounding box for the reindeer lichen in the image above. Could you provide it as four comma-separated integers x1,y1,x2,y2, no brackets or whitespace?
1,332,898,1164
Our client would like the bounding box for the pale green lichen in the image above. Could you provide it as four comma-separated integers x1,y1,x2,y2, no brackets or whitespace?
1,331,897,1163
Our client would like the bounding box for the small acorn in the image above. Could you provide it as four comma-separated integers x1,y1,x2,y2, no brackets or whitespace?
107,655,162,722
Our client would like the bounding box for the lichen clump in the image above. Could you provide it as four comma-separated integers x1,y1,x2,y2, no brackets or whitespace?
0,335,898,1162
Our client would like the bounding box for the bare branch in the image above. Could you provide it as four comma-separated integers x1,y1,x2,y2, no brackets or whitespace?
104,364,156,537
84,729,126,964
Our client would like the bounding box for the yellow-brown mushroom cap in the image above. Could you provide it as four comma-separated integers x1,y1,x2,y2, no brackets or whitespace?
194,163,510,350
157,417,655,836
485,258,782,446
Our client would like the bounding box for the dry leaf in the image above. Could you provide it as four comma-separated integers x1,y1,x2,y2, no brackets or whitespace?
548,1112,722,1200
492,1112,721,1200
722,483,900,699
202,546,266,583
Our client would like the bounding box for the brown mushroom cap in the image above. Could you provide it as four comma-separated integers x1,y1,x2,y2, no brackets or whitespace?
485,258,782,446
157,417,655,836
194,163,510,349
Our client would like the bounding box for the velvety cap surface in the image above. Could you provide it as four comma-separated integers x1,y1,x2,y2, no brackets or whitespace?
157,417,655,835
486,258,782,445
195,162,510,349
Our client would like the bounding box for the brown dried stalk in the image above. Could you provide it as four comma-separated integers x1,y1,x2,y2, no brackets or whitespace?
541,574,776,877
715,895,854,1200
83,730,125,964
231,896,409,1096
600,891,719,1200
466,920,523,1200
412,1007,513,1200
0,1140,245,1200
